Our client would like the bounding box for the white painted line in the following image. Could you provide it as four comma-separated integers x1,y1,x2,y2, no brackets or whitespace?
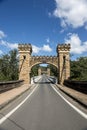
51,84,87,119
0,84,38,125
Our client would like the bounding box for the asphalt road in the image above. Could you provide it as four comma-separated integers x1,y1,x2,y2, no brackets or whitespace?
0,75,87,130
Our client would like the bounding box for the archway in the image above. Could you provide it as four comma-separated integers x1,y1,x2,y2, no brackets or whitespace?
18,43,70,84
31,63,58,77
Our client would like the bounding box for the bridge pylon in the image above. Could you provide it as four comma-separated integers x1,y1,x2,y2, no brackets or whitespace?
18,44,32,84
18,43,70,85
57,44,71,84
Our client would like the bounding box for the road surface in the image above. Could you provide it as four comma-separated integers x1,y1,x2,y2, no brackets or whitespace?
0,75,87,130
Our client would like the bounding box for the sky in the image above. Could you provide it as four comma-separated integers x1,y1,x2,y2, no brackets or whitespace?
0,0,87,60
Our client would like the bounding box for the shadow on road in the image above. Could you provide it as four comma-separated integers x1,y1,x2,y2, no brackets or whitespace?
0,112,25,130
33,80,56,84
33,81,55,84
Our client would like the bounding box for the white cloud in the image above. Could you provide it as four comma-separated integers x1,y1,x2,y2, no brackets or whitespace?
42,44,52,52
53,0,87,28
48,12,52,17
46,38,50,43
32,44,52,54
85,25,87,30
7,43,18,49
0,30,6,39
32,45,41,54
0,30,52,54
65,33,87,54
0,50,3,55
60,29,65,33
0,40,18,49
0,30,18,50
0,40,6,45
0,39,52,54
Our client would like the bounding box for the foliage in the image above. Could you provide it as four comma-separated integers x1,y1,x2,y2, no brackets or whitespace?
0,49,86,82
31,65,40,77
31,64,58,77
0,49,18,81
70,57,87,81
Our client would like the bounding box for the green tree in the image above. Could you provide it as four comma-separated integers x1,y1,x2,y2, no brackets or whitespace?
0,49,18,81
8,49,19,80
0,54,10,81
70,57,87,80
31,64,40,77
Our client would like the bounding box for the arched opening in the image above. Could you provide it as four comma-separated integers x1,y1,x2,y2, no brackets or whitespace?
18,43,70,84
30,63,59,84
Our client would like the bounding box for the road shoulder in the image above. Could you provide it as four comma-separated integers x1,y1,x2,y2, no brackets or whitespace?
0,84,31,110
57,84,87,108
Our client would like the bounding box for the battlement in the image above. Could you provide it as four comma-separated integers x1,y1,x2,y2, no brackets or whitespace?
32,56,57,59
18,43,70,84
30,56,58,68
57,44,71,52
18,43,32,53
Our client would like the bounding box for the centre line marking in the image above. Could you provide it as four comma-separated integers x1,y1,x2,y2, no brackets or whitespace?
51,84,87,119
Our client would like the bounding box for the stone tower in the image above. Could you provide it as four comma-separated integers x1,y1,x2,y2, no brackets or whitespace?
18,44,32,84
18,43,70,85
38,68,41,76
47,68,50,76
57,44,71,84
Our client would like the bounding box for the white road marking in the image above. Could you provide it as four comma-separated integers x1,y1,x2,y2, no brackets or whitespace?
0,84,38,125
51,84,87,119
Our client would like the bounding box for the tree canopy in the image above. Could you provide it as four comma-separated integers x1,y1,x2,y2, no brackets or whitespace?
0,49,18,81
70,57,87,81
31,65,40,77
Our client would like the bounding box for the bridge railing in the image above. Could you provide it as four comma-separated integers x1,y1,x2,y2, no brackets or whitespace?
0,80,24,94
64,80,87,94
31,76,42,84
47,76,57,84
0,76,42,94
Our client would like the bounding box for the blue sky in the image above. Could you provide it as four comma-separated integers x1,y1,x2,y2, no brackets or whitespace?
0,0,87,60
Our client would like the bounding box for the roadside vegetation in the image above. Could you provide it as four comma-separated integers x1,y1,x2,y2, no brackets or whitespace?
70,57,87,81
0,49,87,81
0,49,19,81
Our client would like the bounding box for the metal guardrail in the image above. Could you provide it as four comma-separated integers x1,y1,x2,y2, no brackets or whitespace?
47,76,57,84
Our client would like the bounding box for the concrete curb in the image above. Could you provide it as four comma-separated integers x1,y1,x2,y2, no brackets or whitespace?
56,84,87,108
0,77,42,110
0,86,31,110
